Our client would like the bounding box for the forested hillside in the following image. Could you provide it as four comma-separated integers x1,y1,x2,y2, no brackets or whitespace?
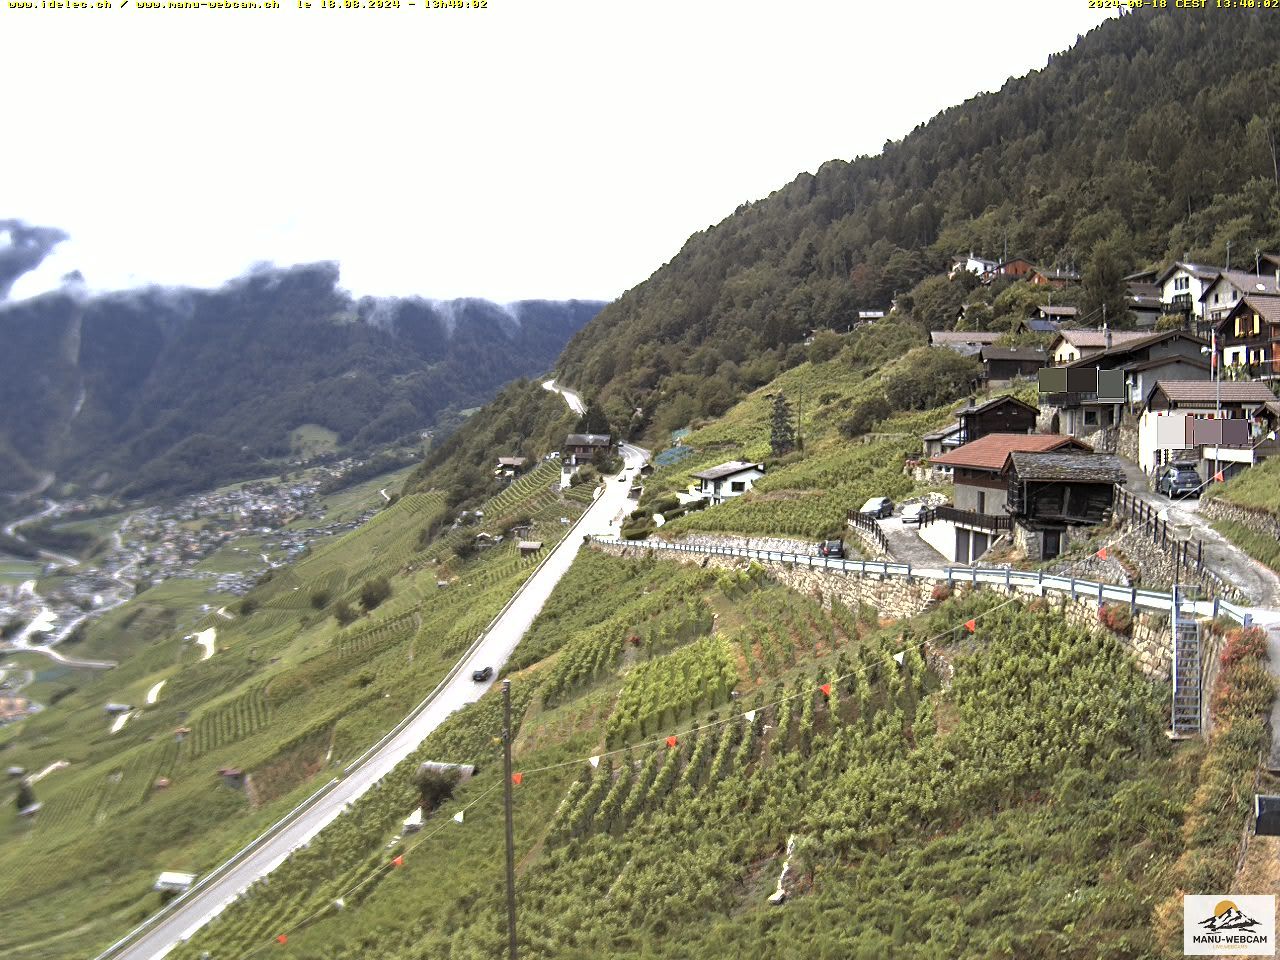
554,8,1280,437
0,259,603,497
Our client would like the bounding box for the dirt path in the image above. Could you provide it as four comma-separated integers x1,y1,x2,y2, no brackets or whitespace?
879,516,949,566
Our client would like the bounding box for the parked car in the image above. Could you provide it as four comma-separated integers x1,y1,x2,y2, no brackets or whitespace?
859,496,894,519
900,503,926,526
817,539,845,558
1155,462,1201,499
471,666,494,682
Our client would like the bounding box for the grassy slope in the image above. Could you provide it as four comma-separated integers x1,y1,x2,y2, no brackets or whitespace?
169,548,1209,960
0,464,587,960
645,351,1034,540
1203,456,1280,570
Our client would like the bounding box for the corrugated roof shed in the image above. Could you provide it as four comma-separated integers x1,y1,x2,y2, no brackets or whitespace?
691,461,764,481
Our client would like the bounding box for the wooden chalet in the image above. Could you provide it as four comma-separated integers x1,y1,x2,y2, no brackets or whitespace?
1001,451,1126,560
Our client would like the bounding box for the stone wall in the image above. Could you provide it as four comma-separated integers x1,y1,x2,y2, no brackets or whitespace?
1200,496,1280,543
1113,520,1244,601
591,541,1175,679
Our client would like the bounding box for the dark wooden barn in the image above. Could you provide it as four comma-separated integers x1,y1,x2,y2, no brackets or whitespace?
1002,451,1127,528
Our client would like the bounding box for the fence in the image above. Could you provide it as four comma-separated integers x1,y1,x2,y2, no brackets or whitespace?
918,505,1013,532
1113,486,1205,576
590,535,1253,626
844,511,890,554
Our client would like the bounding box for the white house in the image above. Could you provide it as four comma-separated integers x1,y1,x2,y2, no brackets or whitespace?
949,253,997,280
691,461,765,505
1047,329,1149,365
1137,380,1280,476
1198,269,1280,326
1157,262,1223,320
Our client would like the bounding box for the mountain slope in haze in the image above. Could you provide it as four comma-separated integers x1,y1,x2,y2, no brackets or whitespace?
0,254,604,498
553,8,1280,439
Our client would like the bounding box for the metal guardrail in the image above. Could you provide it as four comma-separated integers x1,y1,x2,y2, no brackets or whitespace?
94,476,613,960
1113,486,1205,575
590,536,1255,626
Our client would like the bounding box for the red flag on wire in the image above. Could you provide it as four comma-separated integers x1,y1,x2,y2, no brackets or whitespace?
1213,471,1224,482
276,934,288,945
964,619,976,633
819,683,831,697
665,735,678,748
1096,547,1108,560
392,855,404,867
511,772,523,785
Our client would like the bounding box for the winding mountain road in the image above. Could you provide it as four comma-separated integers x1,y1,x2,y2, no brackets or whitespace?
101,387,646,960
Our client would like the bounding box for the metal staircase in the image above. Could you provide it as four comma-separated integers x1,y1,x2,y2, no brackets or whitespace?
1171,590,1202,736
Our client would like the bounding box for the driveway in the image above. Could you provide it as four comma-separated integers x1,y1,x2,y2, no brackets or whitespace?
106,448,647,960
1119,459,1280,608
879,515,949,566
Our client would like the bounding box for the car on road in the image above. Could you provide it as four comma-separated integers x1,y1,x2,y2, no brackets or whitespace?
900,503,927,526
1155,462,1201,499
859,496,894,519
471,666,494,682
817,539,845,558
618,473,628,482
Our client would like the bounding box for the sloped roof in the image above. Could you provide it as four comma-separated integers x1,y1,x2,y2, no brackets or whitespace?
930,433,1091,471
1146,380,1279,406
980,346,1046,362
922,421,961,442
1199,270,1280,300
962,394,1041,416
1025,318,1060,333
565,433,610,446
496,456,527,467
929,331,1002,344
1003,451,1127,483
1037,305,1078,317
1217,294,1280,328
1122,355,1209,374
1063,330,1207,368
691,460,765,481
1155,261,1225,285
1054,329,1150,349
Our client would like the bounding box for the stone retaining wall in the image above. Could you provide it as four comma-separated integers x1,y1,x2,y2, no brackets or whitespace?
592,541,1176,680
1113,520,1244,601
1200,496,1280,543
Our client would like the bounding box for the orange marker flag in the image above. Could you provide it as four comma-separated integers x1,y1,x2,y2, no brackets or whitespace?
392,854,404,867
511,772,523,785
665,735,678,748
1213,471,1224,482
276,934,288,945
819,683,831,697
1096,547,1108,560
964,619,976,633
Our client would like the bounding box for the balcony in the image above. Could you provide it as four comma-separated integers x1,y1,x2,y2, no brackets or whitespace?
920,505,1013,532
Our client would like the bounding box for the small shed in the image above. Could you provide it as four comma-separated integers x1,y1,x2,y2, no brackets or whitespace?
5,766,25,779
153,871,196,894
217,767,245,789
417,762,478,783
518,540,543,556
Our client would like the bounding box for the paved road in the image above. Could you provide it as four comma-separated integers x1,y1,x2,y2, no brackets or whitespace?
542,378,585,416
107,449,647,960
1119,460,1280,608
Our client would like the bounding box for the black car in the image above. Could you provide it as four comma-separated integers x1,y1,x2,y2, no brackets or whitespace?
1155,462,1201,499
471,666,494,682
818,539,845,558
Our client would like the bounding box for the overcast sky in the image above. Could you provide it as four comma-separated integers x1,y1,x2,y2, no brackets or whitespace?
2,1,1114,303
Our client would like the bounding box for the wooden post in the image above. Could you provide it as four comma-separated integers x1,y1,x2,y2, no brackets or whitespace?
501,680,518,960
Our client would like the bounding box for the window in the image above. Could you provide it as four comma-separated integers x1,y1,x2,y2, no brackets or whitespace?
1234,290,1240,301
1084,410,1099,426
1214,293,1219,304
730,481,746,493
976,491,986,513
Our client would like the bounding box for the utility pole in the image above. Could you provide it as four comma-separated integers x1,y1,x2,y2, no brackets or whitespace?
1226,239,1232,271
502,679,518,960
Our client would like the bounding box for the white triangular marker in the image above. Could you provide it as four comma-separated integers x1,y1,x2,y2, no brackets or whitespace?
334,897,345,910
589,755,600,768
453,810,464,824
893,652,905,665
744,710,756,723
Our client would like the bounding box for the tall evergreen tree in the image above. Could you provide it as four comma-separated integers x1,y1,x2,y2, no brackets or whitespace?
576,400,611,437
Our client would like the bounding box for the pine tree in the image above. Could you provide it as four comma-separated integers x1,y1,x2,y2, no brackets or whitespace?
770,393,796,457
